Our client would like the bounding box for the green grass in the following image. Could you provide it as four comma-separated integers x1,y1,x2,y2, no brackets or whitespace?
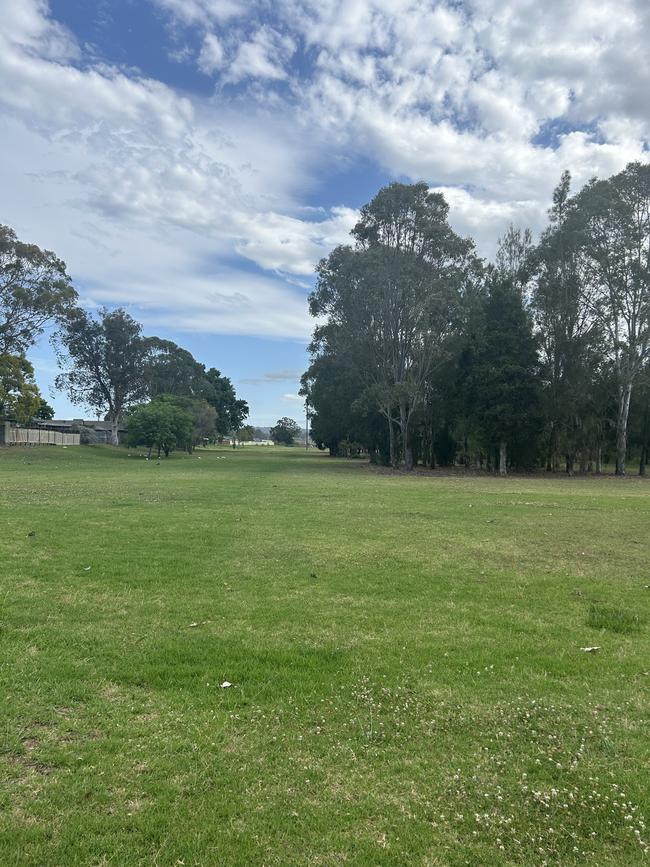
1,445,649,866
586,604,641,634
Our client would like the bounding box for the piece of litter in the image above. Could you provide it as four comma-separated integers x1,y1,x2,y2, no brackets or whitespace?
220,681,232,689
188,622,199,628
83,566,91,571
580,646,600,653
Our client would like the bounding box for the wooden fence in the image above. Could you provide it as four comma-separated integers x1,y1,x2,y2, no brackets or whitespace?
1,425,80,446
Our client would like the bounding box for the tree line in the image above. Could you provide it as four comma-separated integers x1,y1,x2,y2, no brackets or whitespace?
301,162,650,475
0,225,248,453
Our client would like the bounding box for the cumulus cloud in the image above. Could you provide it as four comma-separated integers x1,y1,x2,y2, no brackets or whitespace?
1,0,648,351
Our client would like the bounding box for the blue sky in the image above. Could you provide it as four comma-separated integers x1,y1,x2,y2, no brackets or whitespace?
1,0,648,424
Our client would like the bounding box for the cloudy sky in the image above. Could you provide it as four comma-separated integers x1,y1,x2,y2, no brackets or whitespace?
2,0,648,423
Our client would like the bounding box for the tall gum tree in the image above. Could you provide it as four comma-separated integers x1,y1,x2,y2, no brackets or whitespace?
0,224,76,357
574,162,650,475
310,182,477,470
55,308,150,445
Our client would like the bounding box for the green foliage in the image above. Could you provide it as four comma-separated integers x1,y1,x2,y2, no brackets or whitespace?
35,398,55,420
203,368,249,438
0,224,76,356
238,424,256,442
0,353,42,422
144,337,207,399
55,308,150,443
270,416,300,445
126,399,193,457
468,280,543,467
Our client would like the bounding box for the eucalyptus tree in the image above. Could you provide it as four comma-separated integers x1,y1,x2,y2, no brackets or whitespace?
310,182,477,470
144,337,207,399
574,162,650,475
0,224,76,356
531,172,601,474
54,307,150,445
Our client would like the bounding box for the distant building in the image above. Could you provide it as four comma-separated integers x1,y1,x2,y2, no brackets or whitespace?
34,418,127,444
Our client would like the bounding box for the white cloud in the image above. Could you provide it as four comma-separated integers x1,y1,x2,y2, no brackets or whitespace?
154,0,245,27
1,0,649,355
197,32,225,75
225,27,295,84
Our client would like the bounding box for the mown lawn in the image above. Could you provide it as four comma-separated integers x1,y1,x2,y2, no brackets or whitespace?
1,445,648,866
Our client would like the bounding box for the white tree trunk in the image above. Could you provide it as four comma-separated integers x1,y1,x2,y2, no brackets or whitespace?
615,382,632,476
110,416,120,446
499,440,507,476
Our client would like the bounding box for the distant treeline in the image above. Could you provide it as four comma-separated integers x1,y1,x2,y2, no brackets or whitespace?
301,163,650,475
0,224,248,453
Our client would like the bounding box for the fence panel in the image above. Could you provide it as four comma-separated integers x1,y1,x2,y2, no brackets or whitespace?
2,426,81,446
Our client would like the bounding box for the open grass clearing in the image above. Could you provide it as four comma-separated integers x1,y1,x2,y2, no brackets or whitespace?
1,445,649,865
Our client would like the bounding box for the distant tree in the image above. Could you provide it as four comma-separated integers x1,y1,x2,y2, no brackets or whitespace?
531,172,602,475
152,394,217,451
311,182,477,469
468,279,542,474
204,368,249,440
0,224,76,356
127,400,193,458
54,308,149,445
35,398,55,420
0,353,42,423
238,424,255,442
270,416,300,445
144,337,207,398
573,162,650,475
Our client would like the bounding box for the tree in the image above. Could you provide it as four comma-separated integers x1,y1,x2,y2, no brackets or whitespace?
54,308,149,445
152,394,217,451
238,424,256,442
574,162,650,475
531,173,601,474
144,337,207,399
0,353,42,423
0,224,76,356
35,398,55,420
468,278,542,475
270,416,300,445
127,401,193,458
203,368,249,440
310,183,476,470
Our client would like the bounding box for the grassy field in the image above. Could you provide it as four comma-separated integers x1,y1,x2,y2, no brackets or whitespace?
1,445,649,866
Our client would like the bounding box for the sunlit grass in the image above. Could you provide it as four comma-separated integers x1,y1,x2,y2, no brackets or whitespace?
1,445,648,865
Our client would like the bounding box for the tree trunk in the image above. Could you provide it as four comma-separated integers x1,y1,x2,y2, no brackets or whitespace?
499,440,507,476
110,416,120,446
566,454,574,477
388,415,396,467
596,446,602,475
546,424,556,472
615,382,632,476
640,405,649,477
399,399,413,471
